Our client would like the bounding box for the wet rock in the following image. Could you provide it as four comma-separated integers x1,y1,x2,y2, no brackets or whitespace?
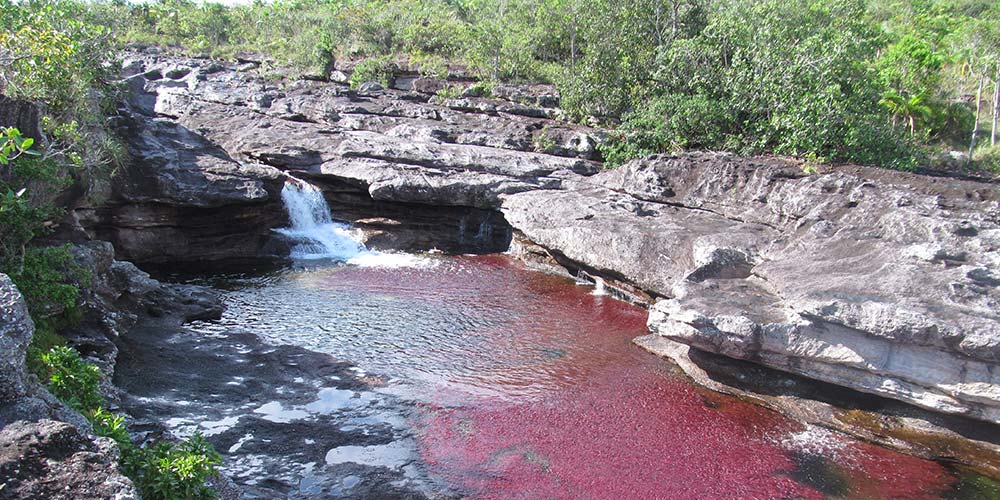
115,324,436,500
55,241,223,372
0,419,138,500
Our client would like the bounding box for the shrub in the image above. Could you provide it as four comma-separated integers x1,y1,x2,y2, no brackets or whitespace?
349,55,397,89
972,144,1000,174
90,407,131,447
414,53,449,80
434,84,463,101
38,346,103,412
126,435,222,500
533,125,558,154
37,346,223,500
598,94,731,167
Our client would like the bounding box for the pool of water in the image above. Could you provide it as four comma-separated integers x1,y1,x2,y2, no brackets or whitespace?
169,255,995,499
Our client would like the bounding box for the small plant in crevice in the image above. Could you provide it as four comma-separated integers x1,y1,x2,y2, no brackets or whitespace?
37,345,223,500
432,84,464,103
464,80,496,98
38,346,103,412
533,125,559,154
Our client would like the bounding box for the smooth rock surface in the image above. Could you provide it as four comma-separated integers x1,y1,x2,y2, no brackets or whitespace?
504,152,1000,423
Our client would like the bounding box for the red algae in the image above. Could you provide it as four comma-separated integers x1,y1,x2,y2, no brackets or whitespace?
325,255,960,499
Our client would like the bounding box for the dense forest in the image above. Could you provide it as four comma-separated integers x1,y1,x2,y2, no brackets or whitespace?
8,0,997,171
3,0,1000,172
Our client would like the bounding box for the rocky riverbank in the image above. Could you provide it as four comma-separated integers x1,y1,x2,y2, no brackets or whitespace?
0,241,222,499
2,46,999,495
90,50,1000,472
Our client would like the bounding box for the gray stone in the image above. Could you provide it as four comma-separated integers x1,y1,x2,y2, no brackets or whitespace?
0,275,87,429
503,153,1000,423
413,78,448,95
0,419,138,500
0,274,32,405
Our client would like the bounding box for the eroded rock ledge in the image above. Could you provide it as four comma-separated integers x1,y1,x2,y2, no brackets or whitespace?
99,52,999,470
504,154,1000,425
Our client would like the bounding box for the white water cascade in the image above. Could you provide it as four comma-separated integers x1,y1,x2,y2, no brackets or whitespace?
276,179,431,268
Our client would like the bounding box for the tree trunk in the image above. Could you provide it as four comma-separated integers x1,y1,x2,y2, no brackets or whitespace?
672,1,680,40
570,17,577,66
992,63,999,146
970,74,984,162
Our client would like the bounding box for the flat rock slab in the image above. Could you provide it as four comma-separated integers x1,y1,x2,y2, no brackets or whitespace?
114,321,442,500
503,153,1000,424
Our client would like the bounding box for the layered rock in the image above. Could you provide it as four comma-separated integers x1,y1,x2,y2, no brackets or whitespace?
105,53,1000,430
85,101,288,263
504,152,1000,424
104,51,604,257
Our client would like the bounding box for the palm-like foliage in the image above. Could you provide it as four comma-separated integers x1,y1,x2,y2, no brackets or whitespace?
880,90,935,136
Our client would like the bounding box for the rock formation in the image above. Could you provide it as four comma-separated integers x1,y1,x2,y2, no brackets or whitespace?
83,51,1000,462
0,242,221,498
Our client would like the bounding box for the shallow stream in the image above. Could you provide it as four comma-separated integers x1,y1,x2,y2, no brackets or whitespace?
114,182,998,499
115,255,999,500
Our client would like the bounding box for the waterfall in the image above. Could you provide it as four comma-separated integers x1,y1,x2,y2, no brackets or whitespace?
276,178,431,268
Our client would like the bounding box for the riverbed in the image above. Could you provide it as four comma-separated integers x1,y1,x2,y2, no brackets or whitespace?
114,255,995,499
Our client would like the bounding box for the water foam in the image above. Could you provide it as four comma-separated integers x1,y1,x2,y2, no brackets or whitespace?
779,425,848,458
276,179,433,268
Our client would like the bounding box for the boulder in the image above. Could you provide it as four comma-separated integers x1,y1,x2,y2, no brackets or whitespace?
413,77,449,95
0,274,33,406
0,419,138,500
358,81,384,92
0,275,86,428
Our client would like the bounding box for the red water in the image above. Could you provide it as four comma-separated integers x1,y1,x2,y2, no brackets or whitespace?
324,255,960,499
